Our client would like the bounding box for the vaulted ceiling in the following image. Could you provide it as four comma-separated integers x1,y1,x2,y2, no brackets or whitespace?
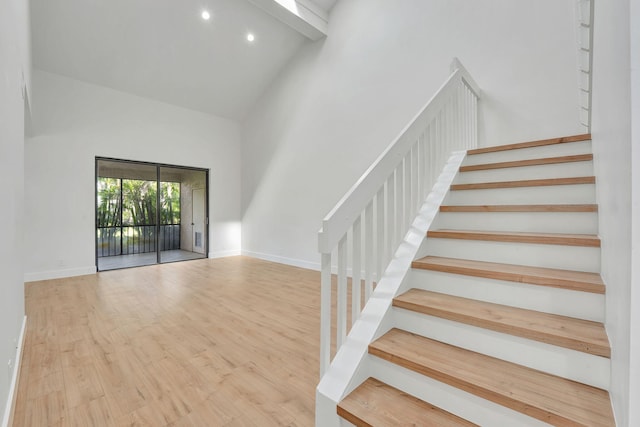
30,0,337,120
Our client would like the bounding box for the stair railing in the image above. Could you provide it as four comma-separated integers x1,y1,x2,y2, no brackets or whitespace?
317,58,481,376
576,0,594,132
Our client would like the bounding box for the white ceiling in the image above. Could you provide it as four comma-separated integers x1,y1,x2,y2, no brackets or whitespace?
30,0,327,120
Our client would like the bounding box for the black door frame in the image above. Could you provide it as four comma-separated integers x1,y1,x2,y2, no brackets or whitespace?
95,156,210,271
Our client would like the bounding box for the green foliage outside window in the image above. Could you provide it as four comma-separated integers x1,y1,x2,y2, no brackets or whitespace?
160,182,181,224
97,177,180,226
97,178,121,227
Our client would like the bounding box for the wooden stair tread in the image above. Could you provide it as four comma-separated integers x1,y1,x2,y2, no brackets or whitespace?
467,134,591,155
440,204,598,212
370,329,615,427
394,289,610,357
460,154,593,172
427,229,601,247
450,176,595,191
411,256,605,294
337,377,478,427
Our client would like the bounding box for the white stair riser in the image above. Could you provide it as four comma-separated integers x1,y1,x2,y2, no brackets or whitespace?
393,309,610,389
405,269,605,322
444,184,596,205
368,356,550,427
464,141,592,166
423,238,600,272
433,211,598,234
454,161,593,184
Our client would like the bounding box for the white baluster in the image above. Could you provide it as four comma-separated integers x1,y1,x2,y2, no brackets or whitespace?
375,187,385,284
464,86,469,148
467,84,472,147
423,128,430,195
364,201,374,300
351,215,362,325
403,152,411,231
387,172,396,260
455,80,461,149
395,162,404,246
320,252,331,376
464,85,470,148
337,235,347,348
417,134,425,205
472,96,478,148
412,143,419,213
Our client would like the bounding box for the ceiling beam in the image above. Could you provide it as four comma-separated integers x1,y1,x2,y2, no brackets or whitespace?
247,0,328,40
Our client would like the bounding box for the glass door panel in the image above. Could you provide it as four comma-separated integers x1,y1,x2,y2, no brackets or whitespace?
96,160,158,271
159,167,207,264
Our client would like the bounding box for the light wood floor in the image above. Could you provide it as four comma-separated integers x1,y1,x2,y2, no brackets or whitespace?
13,256,327,426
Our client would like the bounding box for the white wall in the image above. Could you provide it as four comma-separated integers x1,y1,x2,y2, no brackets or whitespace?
241,0,583,268
628,1,640,425
591,0,635,425
25,70,242,281
0,0,29,422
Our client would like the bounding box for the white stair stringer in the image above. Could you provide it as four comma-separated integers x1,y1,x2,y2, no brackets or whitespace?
404,268,605,322
368,355,550,427
462,140,592,165
433,210,598,234
392,308,610,389
422,237,600,272
315,151,466,427
454,159,594,183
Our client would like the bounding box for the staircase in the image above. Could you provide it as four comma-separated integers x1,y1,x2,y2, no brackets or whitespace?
336,135,616,426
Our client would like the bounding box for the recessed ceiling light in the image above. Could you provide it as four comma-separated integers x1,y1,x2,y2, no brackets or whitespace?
247,33,255,42
201,10,211,20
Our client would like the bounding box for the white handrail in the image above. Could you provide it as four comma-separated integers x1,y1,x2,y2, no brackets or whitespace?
318,63,480,254
317,58,480,376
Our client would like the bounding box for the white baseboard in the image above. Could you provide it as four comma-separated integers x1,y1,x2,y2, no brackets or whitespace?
24,265,97,282
208,249,242,259
241,250,320,271
2,315,27,427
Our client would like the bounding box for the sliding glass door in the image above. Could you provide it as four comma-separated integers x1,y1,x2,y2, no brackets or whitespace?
96,158,208,271
158,166,208,264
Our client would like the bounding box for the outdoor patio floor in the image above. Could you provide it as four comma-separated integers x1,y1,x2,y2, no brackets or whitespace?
97,249,206,271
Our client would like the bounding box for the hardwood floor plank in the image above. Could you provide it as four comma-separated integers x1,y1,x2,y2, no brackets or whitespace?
467,134,591,155
411,256,605,293
439,204,598,213
450,176,595,191
427,229,601,247
394,289,610,357
338,378,477,427
68,396,116,427
21,391,68,427
13,257,323,427
459,154,593,172
25,369,65,401
62,363,105,409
